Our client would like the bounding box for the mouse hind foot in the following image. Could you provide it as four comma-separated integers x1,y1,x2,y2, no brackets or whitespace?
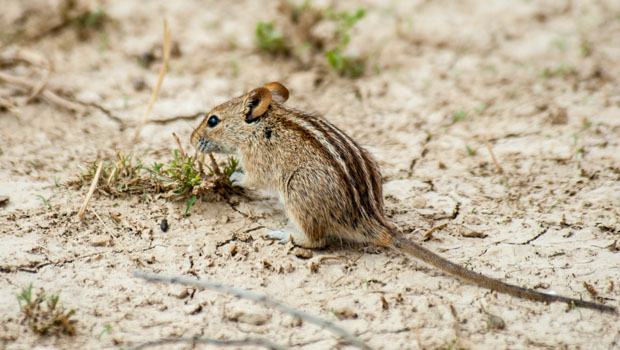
267,229,326,249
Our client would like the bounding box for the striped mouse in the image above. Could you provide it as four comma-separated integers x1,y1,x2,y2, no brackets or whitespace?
190,81,615,313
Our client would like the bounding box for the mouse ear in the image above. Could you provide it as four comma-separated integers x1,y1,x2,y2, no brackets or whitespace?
263,82,289,103
244,87,272,123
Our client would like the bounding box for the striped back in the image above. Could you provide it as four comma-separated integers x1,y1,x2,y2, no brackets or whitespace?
280,108,386,230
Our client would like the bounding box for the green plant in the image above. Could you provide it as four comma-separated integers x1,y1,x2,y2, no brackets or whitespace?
73,150,242,209
185,195,197,216
580,41,591,57
17,284,34,307
159,149,203,196
539,65,577,79
453,109,467,121
98,324,112,339
255,21,287,54
36,195,51,210
84,7,105,28
465,145,476,156
223,156,241,179
29,160,40,172
17,284,77,336
324,8,366,77
74,6,106,29
474,103,486,115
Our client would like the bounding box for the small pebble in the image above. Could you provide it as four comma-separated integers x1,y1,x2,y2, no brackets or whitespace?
294,247,313,259
91,236,109,247
226,308,271,325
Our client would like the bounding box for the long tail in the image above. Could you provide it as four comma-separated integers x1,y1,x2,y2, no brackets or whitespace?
387,234,616,313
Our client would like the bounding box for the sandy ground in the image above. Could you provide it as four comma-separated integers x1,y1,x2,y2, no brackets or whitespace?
1,0,620,349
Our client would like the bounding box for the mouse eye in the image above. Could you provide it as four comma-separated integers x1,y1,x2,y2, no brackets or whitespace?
207,115,220,128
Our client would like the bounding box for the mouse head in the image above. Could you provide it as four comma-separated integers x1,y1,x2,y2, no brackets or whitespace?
191,82,289,154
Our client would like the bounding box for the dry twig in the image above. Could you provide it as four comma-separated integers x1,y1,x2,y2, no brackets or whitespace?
77,161,103,219
483,136,504,174
209,153,222,177
133,19,172,141
125,336,285,350
423,222,448,241
25,63,52,104
0,96,18,112
172,132,185,158
567,145,582,161
133,271,370,350
0,72,83,111
91,209,141,266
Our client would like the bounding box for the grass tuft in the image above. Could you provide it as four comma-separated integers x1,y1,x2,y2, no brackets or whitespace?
453,109,467,122
72,150,242,203
255,21,288,55
324,8,366,77
254,3,368,78
36,194,52,210
17,284,77,336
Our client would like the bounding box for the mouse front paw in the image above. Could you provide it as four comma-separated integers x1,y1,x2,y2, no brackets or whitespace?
229,171,245,186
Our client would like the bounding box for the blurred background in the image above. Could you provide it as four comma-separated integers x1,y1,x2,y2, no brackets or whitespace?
1,1,619,349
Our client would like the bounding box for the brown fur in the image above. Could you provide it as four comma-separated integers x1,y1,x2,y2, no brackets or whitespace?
191,82,615,313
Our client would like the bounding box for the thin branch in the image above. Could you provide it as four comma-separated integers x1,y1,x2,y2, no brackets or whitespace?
567,145,582,161
483,135,504,174
423,222,448,241
78,161,103,219
172,132,185,158
78,101,125,126
25,63,51,103
133,19,172,141
91,209,142,267
132,271,371,350
0,71,83,111
209,152,222,177
0,48,49,67
195,149,204,174
124,336,284,350
0,96,19,112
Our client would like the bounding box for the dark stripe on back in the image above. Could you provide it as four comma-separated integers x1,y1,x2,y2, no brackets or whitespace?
279,117,359,225
325,121,384,220
297,113,378,223
339,128,385,211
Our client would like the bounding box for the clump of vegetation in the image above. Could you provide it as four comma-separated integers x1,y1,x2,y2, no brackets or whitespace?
254,1,368,78
72,6,107,31
72,149,242,201
324,8,366,78
17,284,77,336
256,21,288,55
453,109,467,122
538,65,577,79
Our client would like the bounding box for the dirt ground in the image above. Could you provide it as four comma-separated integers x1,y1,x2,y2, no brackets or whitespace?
1,0,619,349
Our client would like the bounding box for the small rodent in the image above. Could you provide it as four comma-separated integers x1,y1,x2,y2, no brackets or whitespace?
191,82,615,313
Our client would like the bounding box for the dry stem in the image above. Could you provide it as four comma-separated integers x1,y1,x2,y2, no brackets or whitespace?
423,222,448,241
133,271,371,350
209,153,222,177
77,161,103,219
125,336,284,350
25,63,52,103
483,136,504,174
91,209,141,266
0,72,83,111
133,19,172,141
172,132,185,158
